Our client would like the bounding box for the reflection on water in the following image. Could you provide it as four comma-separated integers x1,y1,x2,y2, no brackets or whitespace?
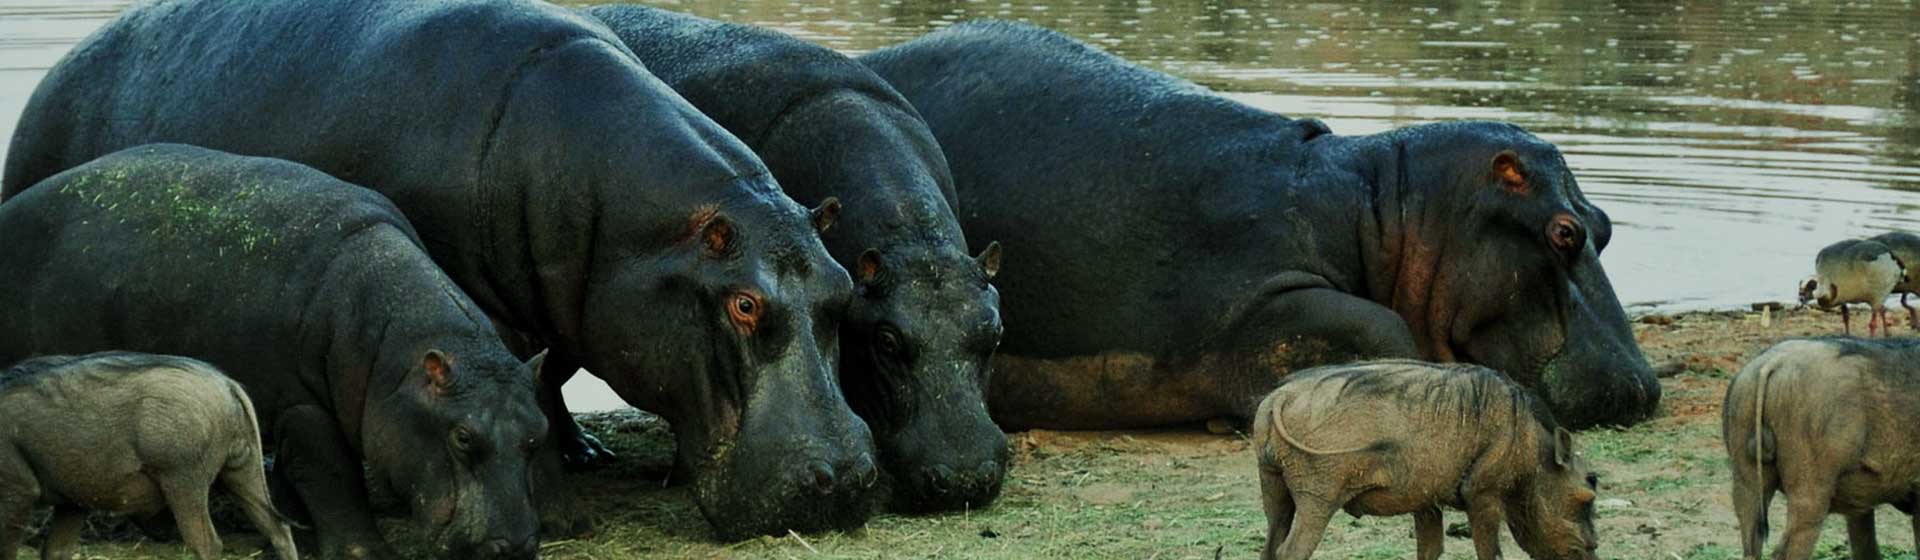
2,0,1918,408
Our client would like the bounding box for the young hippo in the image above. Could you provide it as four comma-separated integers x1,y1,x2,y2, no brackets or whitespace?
0,352,297,560
1253,360,1599,560
1725,338,1920,560
0,145,547,560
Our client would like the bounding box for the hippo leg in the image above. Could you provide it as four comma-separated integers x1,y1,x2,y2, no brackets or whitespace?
1413,506,1445,560
535,351,614,470
1846,511,1882,560
275,406,397,560
987,288,1416,429
40,506,85,560
0,446,35,560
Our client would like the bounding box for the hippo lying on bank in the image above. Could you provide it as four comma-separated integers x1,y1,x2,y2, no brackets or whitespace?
861,21,1659,429
584,4,1008,513
0,352,298,560
3,0,876,539
0,145,547,560
1724,338,1920,560
1253,361,1598,560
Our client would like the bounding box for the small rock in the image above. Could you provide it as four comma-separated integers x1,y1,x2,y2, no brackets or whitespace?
1205,418,1238,435
1445,521,1472,538
979,528,999,539
1653,361,1687,378
1636,314,1675,326
1751,301,1784,312
1142,517,1164,530
1597,498,1633,509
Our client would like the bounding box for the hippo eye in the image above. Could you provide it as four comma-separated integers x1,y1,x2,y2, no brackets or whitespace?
876,330,901,356
451,426,476,453
727,292,763,333
1546,215,1584,255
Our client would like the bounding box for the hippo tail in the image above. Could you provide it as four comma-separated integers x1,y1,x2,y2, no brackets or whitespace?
1269,397,1376,456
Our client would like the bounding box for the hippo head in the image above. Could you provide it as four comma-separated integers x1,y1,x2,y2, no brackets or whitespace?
580,192,879,540
1509,427,1600,560
840,242,1009,513
363,345,547,560
1356,121,1659,427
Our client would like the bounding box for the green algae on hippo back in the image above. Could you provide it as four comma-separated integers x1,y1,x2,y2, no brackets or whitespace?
3,0,878,540
0,144,550,560
860,21,1657,430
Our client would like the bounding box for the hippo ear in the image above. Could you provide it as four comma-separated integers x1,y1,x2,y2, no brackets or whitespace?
975,241,1003,281
525,349,549,384
857,248,884,285
1491,150,1528,194
1552,427,1575,468
422,349,454,394
702,215,734,257
810,197,842,234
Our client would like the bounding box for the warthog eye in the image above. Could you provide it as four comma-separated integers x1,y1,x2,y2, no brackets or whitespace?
1585,473,1599,489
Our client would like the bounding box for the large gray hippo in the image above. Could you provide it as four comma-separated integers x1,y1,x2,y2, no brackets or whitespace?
583,4,1007,514
4,0,876,541
860,21,1659,428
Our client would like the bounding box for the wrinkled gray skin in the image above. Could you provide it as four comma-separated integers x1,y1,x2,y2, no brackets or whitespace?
1724,338,1920,560
1254,361,1599,560
0,352,298,560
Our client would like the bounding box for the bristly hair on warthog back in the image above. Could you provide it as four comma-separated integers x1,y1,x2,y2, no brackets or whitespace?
0,351,222,393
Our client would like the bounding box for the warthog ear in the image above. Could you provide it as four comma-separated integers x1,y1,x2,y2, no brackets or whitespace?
1553,427,1576,468
525,349,550,384
976,241,1003,281
810,197,842,234
1491,150,1528,195
857,248,884,285
423,349,454,394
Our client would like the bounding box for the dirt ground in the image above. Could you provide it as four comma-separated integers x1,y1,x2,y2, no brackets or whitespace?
19,306,1920,559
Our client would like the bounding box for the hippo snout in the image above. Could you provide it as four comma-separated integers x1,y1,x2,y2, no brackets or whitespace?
895,457,1007,514
797,453,879,496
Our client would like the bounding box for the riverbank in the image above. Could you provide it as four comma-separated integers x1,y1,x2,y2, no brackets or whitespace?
33,306,1913,559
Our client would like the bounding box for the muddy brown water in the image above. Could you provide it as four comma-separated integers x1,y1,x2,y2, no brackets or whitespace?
3,0,1919,410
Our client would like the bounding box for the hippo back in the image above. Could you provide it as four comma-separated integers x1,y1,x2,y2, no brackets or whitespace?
860,21,1334,357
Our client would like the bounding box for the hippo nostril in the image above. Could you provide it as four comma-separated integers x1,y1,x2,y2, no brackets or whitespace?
978,460,1004,487
806,461,838,494
925,465,958,494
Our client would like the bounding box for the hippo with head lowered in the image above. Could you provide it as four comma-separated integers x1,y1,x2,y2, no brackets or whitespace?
860,21,1659,429
4,0,877,541
583,4,1008,514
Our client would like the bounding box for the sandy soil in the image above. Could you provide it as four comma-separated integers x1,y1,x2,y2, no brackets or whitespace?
19,305,1920,559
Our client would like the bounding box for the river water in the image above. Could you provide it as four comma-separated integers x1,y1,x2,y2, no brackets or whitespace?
4,0,1919,408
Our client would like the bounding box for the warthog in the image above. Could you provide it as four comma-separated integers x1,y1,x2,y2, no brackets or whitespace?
1253,361,1599,560
0,352,297,560
1725,338,1920,560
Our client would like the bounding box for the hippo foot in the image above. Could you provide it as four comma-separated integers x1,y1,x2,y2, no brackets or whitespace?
560,430,616,471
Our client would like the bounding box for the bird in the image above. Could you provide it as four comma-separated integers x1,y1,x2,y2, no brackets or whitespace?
1800,238,1905,337
1869,231,1920,330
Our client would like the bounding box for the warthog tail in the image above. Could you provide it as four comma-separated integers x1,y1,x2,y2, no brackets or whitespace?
1270,397,1375,456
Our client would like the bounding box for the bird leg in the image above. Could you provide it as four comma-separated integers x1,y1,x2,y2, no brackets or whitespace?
1843,305,1852,336
1904,293,1917,330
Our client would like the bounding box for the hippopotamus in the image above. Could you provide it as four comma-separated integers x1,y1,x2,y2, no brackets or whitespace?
3,0,876,539
0,145,546,559
860,21,1659,429
1,352,298,560
582,4,1007,514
